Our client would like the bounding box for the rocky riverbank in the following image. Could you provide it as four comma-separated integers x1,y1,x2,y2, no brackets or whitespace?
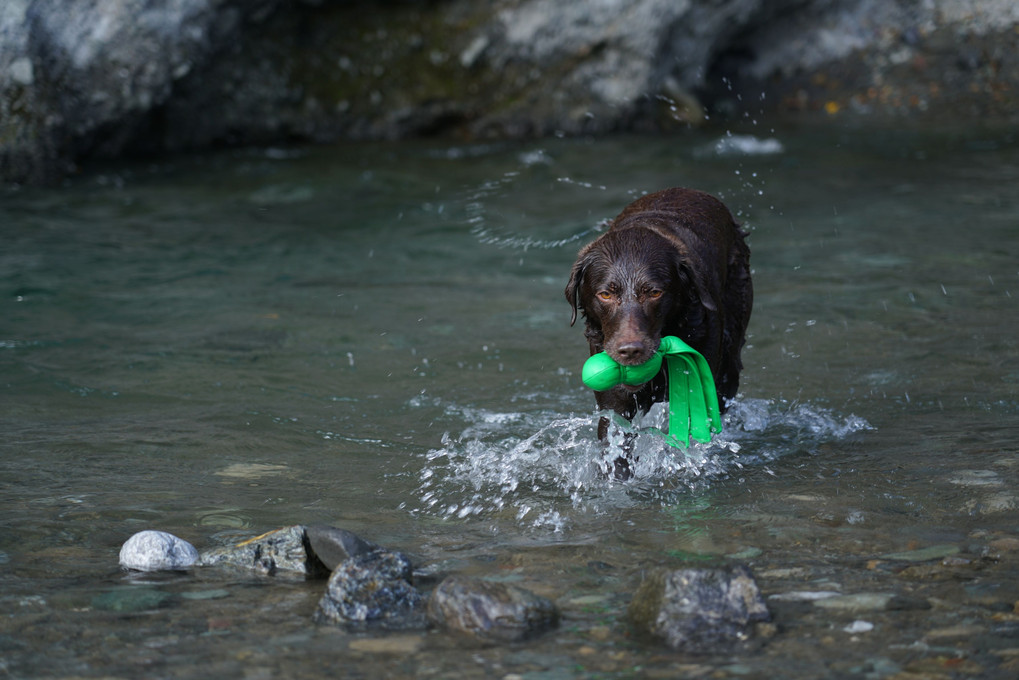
3,0,1017,183
110,521,1019,674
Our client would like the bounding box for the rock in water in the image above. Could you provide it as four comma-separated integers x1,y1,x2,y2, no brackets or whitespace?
305,525,379,570
315,550,426,630
628,564,770,652
196,525,330,577
427,576,560,642
119,530,199,571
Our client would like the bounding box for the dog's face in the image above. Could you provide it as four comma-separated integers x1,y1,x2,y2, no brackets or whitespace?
567,229,693,368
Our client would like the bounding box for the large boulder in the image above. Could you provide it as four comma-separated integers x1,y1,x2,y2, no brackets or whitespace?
3,0,1018,183
0,0,282,183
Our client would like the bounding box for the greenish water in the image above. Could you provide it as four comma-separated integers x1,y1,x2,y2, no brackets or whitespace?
2,124,1018,678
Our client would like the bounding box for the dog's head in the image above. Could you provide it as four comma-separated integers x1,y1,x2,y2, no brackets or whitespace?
566,227,705,367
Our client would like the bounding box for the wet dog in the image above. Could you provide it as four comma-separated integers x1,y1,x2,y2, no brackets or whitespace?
565,187,752,473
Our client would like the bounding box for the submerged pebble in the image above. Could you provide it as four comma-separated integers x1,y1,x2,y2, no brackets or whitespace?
180,589,231,601
812,593,893,612
769,590,841,602
948,470,1003,487
924,624,987,641
347,635,426,654
880,544,960,562
989,537,1019,552
119,530,198,571
427,575,560,642
92,587,172,612
843,620,874,633
962,492,1018,515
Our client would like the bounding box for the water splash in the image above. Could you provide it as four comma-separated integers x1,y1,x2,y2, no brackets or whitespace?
408,396,871,531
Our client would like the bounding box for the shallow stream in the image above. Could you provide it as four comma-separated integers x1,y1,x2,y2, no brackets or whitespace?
2,123,1019,678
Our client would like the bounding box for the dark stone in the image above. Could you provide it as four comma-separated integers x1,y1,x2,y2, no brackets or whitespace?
315,550,427,630
628,564,770,652
305,525,379,571
196,525,330,578
427,576,560,643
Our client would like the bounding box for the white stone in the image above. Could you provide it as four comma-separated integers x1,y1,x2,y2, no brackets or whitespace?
844,620,875,633
119,530,198,571
10,57,33,86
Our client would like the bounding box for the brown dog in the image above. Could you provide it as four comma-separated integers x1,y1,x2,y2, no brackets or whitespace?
565,188,752,462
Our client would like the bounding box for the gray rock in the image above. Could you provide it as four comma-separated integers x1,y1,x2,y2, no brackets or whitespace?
305,525,379,571
427,576,559,643
119,530,199,571
0,0,282,183
4,0,1019,184
628,564,770,652
196,525,330,578
315,550,427,630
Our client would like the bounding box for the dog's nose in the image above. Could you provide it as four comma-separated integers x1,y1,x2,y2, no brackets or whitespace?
615,342,647,363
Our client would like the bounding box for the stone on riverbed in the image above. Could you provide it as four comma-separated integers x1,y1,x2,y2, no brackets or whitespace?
119,530,199,571
315,550,427,630
92,586,174,612
305,525,380,570
628,564,771,652
427,576,560,642
195,525,336,577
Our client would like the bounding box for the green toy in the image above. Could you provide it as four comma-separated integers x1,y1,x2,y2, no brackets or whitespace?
581,336,721,448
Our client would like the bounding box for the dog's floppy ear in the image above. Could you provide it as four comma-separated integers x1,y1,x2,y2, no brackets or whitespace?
565,247,593,327
674,253,719,312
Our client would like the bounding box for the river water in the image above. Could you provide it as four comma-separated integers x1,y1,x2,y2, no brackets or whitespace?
2,123,1018,678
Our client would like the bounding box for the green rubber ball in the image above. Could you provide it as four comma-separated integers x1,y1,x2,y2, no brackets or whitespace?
582,351,663,391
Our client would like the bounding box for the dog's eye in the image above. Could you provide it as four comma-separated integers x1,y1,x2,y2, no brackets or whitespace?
597,291,614,301
647,289,663,300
